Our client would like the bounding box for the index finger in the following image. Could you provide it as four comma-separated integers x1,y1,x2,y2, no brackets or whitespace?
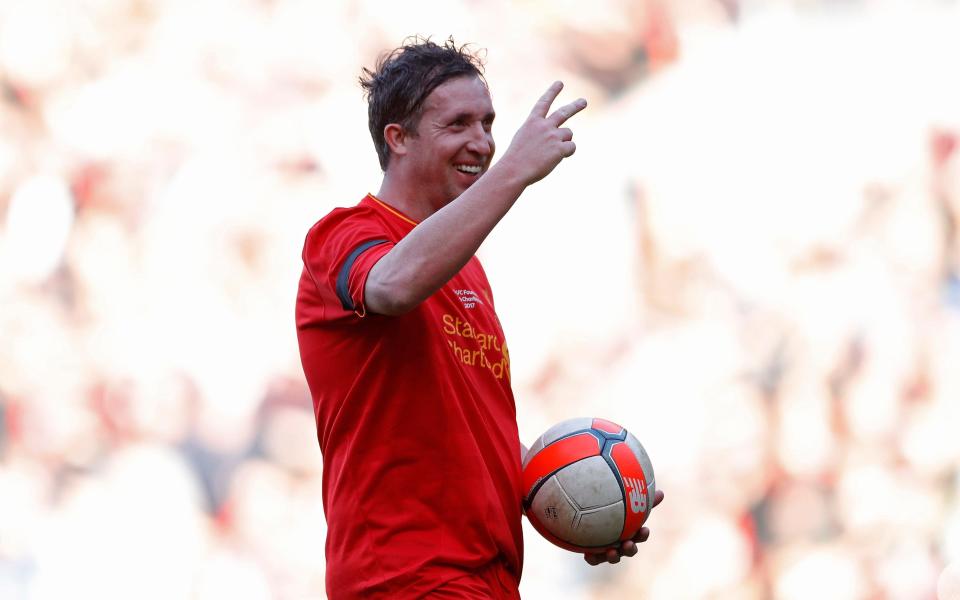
530,81,564,118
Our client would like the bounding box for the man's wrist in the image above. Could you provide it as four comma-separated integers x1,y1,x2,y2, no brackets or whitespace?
485,158,530,193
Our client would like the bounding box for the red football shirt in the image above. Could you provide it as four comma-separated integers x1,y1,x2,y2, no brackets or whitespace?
296,194,523,598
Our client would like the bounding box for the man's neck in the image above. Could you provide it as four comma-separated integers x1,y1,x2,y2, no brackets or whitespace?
376,172,438,222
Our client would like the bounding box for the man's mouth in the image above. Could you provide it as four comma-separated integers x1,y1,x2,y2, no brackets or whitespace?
454,164,483,175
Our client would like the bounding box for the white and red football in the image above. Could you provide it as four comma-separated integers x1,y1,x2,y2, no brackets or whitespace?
522,417,656,552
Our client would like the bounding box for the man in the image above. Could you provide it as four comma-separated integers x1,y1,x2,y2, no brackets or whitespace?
296,37,662,598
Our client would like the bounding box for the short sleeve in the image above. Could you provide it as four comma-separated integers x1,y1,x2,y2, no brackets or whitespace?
299,207,394,323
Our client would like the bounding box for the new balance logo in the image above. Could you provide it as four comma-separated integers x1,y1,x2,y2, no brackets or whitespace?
624,477,646,514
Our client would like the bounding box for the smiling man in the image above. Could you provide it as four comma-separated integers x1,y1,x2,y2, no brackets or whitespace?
295,37,655,599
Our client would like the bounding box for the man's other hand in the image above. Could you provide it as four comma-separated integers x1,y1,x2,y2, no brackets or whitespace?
583,489,664,566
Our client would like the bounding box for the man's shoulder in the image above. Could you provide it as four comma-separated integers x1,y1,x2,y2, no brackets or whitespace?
304,196,386,242
308,197,380,231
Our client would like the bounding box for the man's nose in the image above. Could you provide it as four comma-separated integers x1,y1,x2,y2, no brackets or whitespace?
466,124,493,156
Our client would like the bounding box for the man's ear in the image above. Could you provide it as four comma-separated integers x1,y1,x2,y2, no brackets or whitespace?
384,124,409,157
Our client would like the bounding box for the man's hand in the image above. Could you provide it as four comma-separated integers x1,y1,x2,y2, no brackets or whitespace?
584,489,664,566
499,81,587,186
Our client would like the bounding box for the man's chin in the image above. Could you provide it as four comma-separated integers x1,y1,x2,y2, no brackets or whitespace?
460,174,483,191
449,182,475,200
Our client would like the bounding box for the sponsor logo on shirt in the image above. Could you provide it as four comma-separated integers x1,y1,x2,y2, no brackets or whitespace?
442,313,510,381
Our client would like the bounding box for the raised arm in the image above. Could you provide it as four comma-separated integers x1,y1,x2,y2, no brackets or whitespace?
365,81,587,315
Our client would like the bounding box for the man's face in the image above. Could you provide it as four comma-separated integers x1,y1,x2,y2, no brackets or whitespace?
403,76,496,211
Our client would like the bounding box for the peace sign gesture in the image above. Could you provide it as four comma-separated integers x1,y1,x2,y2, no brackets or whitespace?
500,81,587,186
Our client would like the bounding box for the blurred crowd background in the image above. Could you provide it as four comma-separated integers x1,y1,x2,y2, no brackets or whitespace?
2,0,959,598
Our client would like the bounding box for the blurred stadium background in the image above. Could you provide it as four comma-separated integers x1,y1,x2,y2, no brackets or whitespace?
2,0,960,598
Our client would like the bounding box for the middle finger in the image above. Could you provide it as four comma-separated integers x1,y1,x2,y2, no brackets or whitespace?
548,98,587,127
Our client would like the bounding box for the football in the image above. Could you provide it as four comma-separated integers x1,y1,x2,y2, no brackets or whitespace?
522,417,656,552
